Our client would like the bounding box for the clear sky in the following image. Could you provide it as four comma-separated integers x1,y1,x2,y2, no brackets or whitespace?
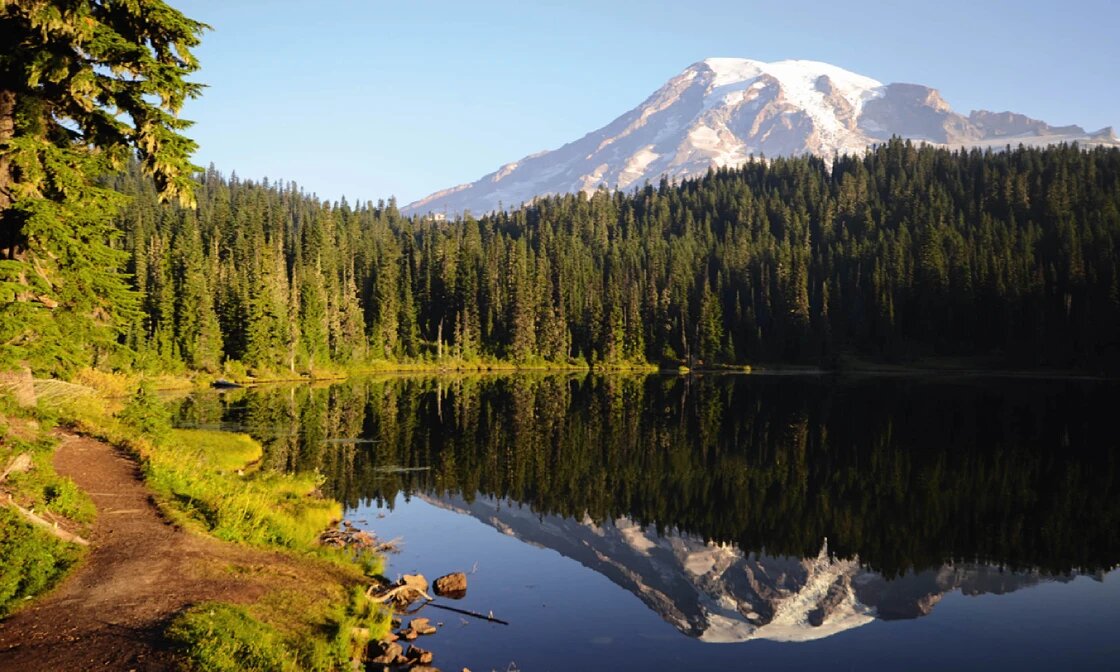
177,0,1120,206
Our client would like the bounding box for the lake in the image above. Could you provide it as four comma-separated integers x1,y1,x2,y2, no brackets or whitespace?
175,373,1120,671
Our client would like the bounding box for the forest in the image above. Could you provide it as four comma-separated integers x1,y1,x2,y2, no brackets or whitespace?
105,139,1120,375
8,139,1112,376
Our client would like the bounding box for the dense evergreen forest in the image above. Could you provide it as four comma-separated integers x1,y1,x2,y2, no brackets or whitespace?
112,140,1120,374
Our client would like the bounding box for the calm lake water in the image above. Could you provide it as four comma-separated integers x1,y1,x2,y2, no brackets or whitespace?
176,373,1120,671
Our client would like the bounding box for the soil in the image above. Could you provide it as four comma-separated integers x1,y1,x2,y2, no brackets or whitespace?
0,432,330,671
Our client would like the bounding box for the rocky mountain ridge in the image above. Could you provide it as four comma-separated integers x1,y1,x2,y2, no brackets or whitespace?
403,58,1118,216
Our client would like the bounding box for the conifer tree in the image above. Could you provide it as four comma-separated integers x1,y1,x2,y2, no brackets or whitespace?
0,0,205,374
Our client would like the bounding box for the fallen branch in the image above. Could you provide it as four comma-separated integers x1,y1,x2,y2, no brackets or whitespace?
2,494,90,546
366,582,433,604
425,602,509,625
0,453,32,483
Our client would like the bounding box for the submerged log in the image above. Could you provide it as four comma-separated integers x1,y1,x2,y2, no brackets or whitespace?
424,602,509,625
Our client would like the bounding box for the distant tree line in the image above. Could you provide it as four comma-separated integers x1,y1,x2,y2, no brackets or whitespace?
111,139,1120,374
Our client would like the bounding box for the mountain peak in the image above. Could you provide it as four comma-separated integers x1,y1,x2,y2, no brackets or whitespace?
402,59,1117,216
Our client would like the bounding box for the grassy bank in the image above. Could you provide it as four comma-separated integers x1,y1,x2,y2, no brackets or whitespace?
0,398,93,618
1,383,390,670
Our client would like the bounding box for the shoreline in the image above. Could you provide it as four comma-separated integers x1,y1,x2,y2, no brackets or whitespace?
0,385,391,670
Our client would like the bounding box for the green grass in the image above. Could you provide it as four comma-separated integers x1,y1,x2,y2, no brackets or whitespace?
0,507,84,618
169,429,262,473
0,397,93,616
167,589,390,672
166,602,303,672
49,386,390,670
61,397,343,550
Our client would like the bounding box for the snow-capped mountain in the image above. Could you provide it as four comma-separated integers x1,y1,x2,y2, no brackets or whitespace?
402,58,1118,217
425,493,1081,643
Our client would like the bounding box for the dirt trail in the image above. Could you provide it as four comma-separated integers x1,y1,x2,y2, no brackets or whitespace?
0,433,281,671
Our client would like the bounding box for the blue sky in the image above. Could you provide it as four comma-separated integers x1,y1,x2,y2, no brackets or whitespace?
178,0,1120,205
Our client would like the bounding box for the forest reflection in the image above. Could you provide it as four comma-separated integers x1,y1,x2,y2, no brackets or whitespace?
173,373,1120,577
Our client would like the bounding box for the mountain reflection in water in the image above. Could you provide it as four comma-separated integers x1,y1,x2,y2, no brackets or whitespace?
174,373,1119,645
422,491,1094,643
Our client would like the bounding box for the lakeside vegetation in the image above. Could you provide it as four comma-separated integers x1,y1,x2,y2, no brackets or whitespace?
73,385,390,669
0,379,389,669
0,397,92,617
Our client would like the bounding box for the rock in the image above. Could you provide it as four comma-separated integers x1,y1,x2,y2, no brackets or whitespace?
401,574,429,593
406,644,434,664
433,572,468,598
407,617,437,635
410,667,441,672
399,628,419,641
367,641,402,665
0,367,35,407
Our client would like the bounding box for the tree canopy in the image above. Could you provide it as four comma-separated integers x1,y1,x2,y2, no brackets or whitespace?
0,0,205,373
114,141,1120,375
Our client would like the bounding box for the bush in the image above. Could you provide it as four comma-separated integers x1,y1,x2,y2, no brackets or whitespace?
117,382,171,441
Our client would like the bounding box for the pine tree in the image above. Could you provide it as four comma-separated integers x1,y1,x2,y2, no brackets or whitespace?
0,0,205,374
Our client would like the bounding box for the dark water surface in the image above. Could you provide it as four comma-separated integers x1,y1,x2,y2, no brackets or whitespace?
176,373,1120,670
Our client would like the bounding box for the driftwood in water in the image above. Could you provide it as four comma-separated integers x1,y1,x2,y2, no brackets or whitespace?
367,574,433,606
424,601,509,625
1,494,90,546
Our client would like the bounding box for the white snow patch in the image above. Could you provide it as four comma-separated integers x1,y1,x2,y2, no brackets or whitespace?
617,146,661,189
579,163,610,194
684,548,719,576
616,519,656,556
694,58,883,153
494,161,521,181
700,613,758,643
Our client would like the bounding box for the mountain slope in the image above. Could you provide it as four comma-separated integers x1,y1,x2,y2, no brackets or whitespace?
403,58,1118,216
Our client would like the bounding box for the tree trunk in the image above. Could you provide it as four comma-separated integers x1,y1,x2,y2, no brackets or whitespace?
437,317,443,360
0,88,16,260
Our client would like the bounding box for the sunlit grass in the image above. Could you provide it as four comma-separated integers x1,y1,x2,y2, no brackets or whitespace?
0,397,92,616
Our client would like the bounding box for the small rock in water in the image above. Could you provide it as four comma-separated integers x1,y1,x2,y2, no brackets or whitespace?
433,572,468,598
406,644,434,664
407,617,437,635
367,640,403,665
